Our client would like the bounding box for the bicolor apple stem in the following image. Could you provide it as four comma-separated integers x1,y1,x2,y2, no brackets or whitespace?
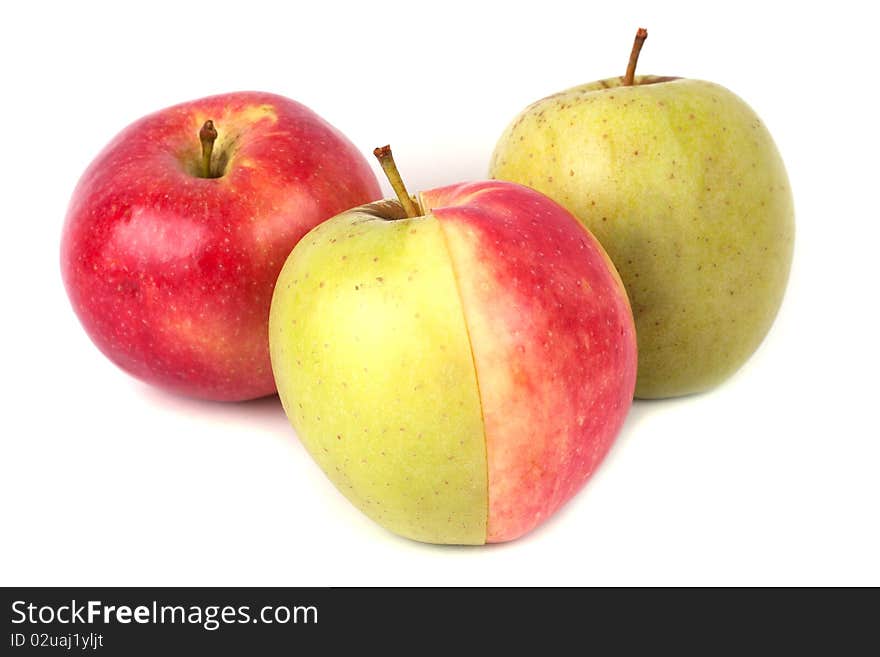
199,120,218,178
373,145,421,218
623,27,648,86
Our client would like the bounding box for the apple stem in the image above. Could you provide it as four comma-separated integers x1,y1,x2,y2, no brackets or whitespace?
373,145,421,218
623,27,648,86
199,120,218,178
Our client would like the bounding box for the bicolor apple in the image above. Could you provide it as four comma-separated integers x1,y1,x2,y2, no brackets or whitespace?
269,148,637,544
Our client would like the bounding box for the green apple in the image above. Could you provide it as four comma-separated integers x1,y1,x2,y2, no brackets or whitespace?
269,147,637,544
490,29,795,398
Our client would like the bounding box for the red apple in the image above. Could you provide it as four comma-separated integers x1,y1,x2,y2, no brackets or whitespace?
61,91,381,401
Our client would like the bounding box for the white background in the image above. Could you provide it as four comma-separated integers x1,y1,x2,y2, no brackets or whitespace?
1,0,877,586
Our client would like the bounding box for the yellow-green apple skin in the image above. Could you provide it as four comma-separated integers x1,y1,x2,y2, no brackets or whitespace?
490,76,794,398
269,181,637,544
270,201,488,544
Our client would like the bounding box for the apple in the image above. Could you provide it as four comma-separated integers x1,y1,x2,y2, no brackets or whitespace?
269,146,637,544
61,91,381,401
490,29,795,398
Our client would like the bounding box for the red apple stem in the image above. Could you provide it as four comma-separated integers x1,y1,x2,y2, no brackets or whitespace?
623,27,648,86
199,120,218,178
373,145,421,218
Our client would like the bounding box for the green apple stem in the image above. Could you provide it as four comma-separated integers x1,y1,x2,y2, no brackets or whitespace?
623,27,648,86
199,120,218,178
373,145,421,218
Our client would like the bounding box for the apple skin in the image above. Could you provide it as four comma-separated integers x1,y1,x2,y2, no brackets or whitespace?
61,91,381,401
269,181,637,544
490,76,795,398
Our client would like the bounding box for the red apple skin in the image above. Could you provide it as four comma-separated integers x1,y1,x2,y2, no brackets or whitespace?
424,181,638,542
61,91,381,401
